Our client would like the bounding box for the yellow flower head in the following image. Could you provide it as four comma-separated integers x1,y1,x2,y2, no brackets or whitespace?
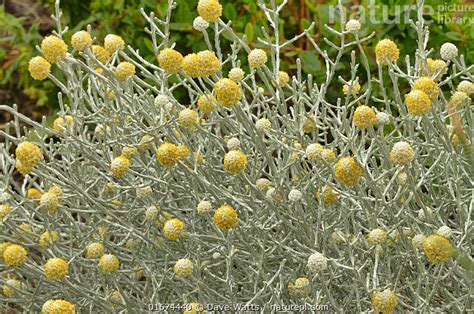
53,115,73,133
375,39,399,64
110,156,131,177
15,141,42,168
405,89,431,116
316,186,338,206
345,19,362,33
413,77,439,100
40,192,60,214
389,141,414,166
353,105,377,129
278,71,290,86
42,300,75,314
196,200,212,214
109,290,123,307
26,188,42,200
214,205,239,231
28,56,51,80
184,302,204,314
343,81,361,95
446,125,460,145
248,49,268,69
99,254,120,273
44,258,68,280
0,204,12,219
223,150,248,174
173,258,193,278
121,146,138,159
114,62,136,81
423,234,453,263
2,279,25,297
334,157,363,187
71,30,92,52
48,185,63,197
104,34,125,53
372,288,398,314
228,67,245,82
426,58,447,80
412,234,426,250
92,45,110,64
197,50,221,76
39,230,59,248
157,48,184,74
182,53,202,78
440,43,458,60
192,151,204,165
178,108,200,129
305,143,323,161
163,218,185,240
255,118,272,132
86,242,105,259
197,0,222,22
214,78,241,107
256,178,272,192
15,160,33,176
0,242,12,261
176,144,190,161
457,80,474,95
368,228,388,245
3,244,27,268
41,35,68,63
197,94,217,114
156,143,180,167
303,117,315,133
138,134,154,152
17,224,35,240
449,91,470,107
288,277,311,298
320,148,336,164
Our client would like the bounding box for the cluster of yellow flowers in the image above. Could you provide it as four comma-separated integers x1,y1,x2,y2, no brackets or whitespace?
213,205,239,231
3,0,471,312
42,299,75,314
158,49,221,78
15,141,42,175
375,39,400,64
353,105,377,129
334,157,364,187
44,258,69,280
28,31,133,84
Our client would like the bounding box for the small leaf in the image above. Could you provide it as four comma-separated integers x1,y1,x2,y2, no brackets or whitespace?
221,31,235,42
246,1,257,14
143,38,154,53
285,51,299,57
245,23,254,43
176,0,192,23
301,18,311,30
445,32,461,41
113,0,124,11
224,3,237,21
300,51,321,76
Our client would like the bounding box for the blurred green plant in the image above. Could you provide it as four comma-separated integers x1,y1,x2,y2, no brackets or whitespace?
0,0,472,114
0,5,55,107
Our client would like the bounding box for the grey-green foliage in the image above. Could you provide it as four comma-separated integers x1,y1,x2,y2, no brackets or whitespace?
0,0,472,312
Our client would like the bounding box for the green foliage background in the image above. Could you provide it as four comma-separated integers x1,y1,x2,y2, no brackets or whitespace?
0,0,472,114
